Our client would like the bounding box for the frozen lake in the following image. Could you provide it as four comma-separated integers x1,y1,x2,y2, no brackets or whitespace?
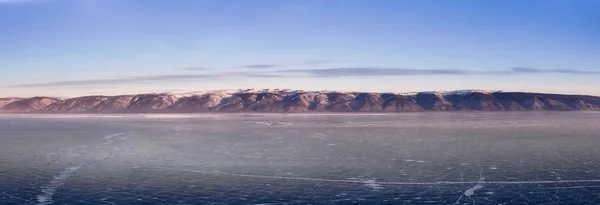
1,113,600,204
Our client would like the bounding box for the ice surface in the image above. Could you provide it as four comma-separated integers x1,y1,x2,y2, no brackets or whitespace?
37,166,83,205
1,112,600,204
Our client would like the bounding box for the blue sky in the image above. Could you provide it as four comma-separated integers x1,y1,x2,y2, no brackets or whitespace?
1,0,599,97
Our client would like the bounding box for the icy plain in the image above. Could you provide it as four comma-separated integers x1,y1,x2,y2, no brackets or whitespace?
1,113,600,204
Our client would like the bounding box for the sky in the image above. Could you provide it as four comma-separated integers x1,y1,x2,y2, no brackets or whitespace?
1,0,599,97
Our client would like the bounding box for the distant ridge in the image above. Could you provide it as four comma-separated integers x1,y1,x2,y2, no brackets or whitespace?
1,89,599,113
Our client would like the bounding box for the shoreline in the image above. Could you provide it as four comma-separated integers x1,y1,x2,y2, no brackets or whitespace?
1,111,599,118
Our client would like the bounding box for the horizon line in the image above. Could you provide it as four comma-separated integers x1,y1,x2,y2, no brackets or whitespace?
2,88,600,99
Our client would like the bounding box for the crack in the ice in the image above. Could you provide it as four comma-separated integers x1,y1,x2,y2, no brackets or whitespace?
454,165,485,204
36,132,128,205
36,166,83,205
150,166,600,185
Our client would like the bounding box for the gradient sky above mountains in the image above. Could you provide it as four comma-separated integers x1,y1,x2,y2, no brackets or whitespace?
1,0,599,97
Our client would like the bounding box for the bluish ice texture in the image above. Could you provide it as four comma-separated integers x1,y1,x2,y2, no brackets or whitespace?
1,113,600,204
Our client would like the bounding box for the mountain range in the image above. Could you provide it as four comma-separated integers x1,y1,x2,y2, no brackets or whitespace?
1,89,599,113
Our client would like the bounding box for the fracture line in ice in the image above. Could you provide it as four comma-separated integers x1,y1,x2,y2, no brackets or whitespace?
36,166,82,205
103,132,125,143
465,166,485,197
150,166,600,186
36,132,128,205
103,132,124,140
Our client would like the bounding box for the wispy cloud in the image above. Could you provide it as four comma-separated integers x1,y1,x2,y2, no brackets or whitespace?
237,64,278,69
511,67,544,73
9,66,598,88
11,74,217,87
274,67,599,77
511,67,599,74
277,67,481,77
9,72,286,87
233,60,332,69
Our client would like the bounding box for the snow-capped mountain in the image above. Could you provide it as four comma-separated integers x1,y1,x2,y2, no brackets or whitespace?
1,90,599,113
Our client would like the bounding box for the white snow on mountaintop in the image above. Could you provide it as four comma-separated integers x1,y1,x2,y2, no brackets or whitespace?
175,89,308,96
179,89,241,97
397,89,503,96
159,89,503,97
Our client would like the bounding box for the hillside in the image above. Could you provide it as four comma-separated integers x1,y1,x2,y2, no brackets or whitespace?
1,90,599,113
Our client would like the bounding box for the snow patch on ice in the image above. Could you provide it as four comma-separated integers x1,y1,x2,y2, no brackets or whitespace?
362,179,384,190
464,184,484,196
250,121,294,126
103,132,124,140
404,159,426,163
